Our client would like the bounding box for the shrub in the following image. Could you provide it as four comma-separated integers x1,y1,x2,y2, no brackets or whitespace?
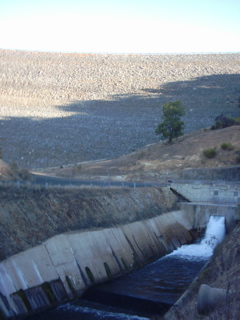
221,142,235,151
203,147,217,158
211,120,223,130
19,168,31,181
233,117,240,125
236,155,240,164
211,114,235,130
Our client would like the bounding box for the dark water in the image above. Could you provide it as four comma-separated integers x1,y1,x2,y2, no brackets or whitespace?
29,300,150,320
29,256,206,320
29,216,225,320
93,255,206,305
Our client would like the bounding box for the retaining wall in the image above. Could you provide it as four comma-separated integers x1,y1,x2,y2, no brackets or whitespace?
0,185,238,319
0,186,176,260
170,182,240,203
0,209,200,319
179,202,239,230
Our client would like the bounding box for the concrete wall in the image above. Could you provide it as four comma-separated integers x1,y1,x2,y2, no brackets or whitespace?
0,210,198,319
0,183,239,319
0,203,238,319
171,182,240,204
0,186,177,260
179,202,238,230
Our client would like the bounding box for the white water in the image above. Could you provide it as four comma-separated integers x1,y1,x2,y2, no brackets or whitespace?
39,301,150,320
57,302,150,320
169,215,226,260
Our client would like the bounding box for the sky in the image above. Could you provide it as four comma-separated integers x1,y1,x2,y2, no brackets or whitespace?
0,0,239,54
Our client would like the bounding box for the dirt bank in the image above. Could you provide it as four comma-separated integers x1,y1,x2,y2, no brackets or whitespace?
49,125,240,182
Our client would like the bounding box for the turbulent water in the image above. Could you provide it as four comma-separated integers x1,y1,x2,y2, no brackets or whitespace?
30,301,149,320
169,215,226,260
30,216,225,320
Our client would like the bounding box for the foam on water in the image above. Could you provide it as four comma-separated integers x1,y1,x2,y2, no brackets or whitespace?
169,216,226,260
51,302,150,320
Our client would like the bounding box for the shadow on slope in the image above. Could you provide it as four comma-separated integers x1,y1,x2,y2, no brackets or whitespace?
0,74,239,171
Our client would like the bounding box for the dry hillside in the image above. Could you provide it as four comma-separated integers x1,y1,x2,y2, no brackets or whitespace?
45,125,240,182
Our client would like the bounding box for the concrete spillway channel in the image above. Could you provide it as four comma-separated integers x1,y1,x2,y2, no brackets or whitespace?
0,202,238,319
0,210,189,318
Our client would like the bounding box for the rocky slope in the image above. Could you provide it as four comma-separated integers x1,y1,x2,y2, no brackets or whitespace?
0,50,240,170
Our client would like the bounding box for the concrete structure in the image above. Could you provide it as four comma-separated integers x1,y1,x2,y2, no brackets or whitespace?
170,182,240,204
0,180,239,319
0,209,207,319
0,202,238,319
171,182,240,228
179,202,238,230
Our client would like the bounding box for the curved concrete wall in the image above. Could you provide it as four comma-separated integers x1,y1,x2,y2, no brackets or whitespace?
1,185,237,319
0,210,196,319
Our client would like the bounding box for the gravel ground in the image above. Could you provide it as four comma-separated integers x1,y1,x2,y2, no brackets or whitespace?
0,50,240,170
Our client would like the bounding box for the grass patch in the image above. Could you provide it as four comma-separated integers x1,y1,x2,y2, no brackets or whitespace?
221,142,235,150
233,117,240,125
203,147,217,158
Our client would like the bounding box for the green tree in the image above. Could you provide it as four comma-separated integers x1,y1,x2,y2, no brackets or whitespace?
155,100,185,143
